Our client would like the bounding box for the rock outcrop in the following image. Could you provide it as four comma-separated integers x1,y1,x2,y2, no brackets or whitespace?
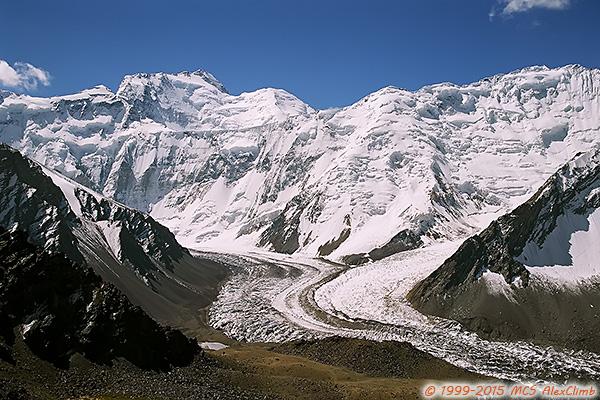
0,226,198,370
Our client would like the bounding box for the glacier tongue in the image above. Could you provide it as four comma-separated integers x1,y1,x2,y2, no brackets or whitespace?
1,64,600,261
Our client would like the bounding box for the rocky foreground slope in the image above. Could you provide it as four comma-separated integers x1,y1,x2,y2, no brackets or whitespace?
2,65,599,262
0,225,197,370
408,149,600,353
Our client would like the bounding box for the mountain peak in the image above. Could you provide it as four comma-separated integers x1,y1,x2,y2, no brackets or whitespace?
116,68,228,100
2,64,600,263
179,69,229,94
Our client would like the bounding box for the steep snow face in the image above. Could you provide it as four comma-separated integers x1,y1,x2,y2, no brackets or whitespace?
1,65,600,261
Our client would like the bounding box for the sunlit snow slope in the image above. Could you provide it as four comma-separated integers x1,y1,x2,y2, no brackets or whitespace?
1,65,599,262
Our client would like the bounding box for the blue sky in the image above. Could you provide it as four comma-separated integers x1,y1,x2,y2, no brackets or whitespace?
1,0,599,109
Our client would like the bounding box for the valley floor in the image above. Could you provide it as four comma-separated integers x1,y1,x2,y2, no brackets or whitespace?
0,333,483,400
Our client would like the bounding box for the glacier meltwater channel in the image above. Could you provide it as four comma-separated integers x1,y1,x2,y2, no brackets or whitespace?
203,243,600,383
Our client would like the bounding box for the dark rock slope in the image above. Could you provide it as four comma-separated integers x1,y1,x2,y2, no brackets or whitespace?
0,225,198,370
0,143,227,335
408,149,600,353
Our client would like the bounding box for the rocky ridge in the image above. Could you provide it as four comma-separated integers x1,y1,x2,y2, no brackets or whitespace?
0,143,227,335
408,148,600,352
0,225,198,370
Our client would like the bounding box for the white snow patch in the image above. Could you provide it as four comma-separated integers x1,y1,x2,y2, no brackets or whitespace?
21,320,36,336
96,220,123,260
199,342,229,351
520,207,600,283
481,270,519,303
42,165,83,216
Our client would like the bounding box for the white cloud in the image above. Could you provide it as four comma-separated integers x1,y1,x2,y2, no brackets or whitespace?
0,60,51,91
500,0,571,15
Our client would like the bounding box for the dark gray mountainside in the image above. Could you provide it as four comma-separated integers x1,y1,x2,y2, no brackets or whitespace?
0,143,227,335
0,225,198,370
408,149,600,353
0,226,279,400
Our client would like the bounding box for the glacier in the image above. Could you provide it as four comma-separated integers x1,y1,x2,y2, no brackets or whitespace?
204,245,600,382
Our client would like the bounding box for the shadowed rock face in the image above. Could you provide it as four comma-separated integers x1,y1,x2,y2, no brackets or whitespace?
408,150,600,353
0,226,198,370
342,229,423,265
0,143,84,265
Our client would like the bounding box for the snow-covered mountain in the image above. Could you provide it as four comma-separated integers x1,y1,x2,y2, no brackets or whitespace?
408,148,600,353
0,143,226,334
1,65,600,262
